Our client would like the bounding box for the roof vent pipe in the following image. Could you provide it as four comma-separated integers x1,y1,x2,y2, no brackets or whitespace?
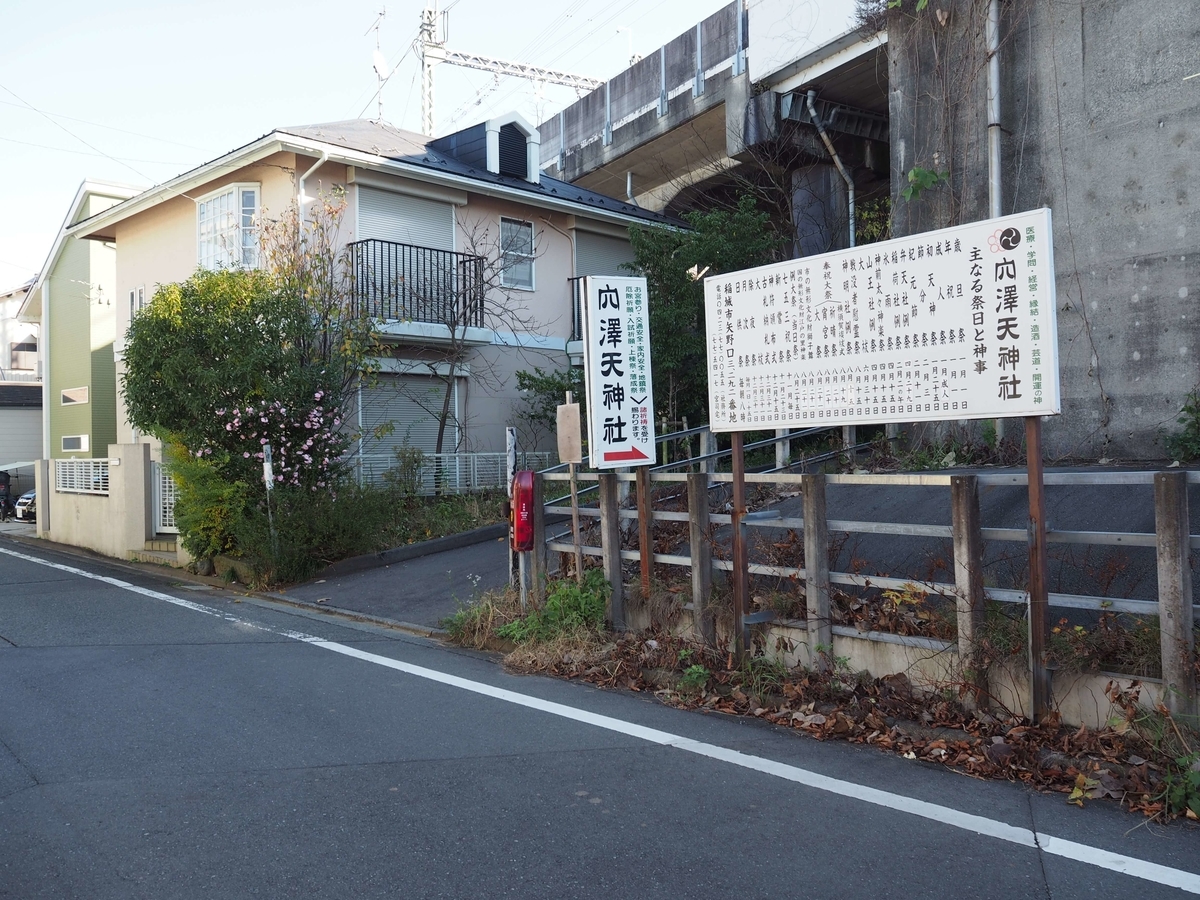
806,90,855,248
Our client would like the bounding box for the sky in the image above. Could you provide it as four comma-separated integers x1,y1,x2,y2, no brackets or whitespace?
0,0,732,290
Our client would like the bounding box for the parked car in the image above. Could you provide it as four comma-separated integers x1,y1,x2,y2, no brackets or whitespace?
14,490,35,523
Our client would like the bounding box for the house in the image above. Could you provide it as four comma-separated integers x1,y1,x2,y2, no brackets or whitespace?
0,279,41,498
27,114,672,564
71,114,674,481
1,278,38,384
18,181,141,462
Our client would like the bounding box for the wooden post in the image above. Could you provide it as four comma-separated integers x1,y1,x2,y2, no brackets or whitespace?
802,473,832,671
531,473,546,603
598,472,625,630
1155,471,1196,718
951,474,987,705
731,432,749,663
842,424,857,466
699,427,714,475
559,393,583,585
1025,416,1052,722
636,465,652,600
688,472,714,645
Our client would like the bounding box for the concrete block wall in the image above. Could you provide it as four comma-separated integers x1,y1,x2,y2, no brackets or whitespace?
889,0,1199,460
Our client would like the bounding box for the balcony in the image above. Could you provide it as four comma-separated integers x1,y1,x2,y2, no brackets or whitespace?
349,240,486,337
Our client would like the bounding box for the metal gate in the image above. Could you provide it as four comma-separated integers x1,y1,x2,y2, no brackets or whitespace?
152,462,179,534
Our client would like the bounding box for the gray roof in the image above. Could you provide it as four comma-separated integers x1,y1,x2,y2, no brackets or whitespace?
0,385,41,408
278,119,678,227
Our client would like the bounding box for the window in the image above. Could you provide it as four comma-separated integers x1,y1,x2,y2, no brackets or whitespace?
128,285,146,323
500,217,534,290
61,386,90,405
9,340,36,371
197,183,259,270
61,435,90,453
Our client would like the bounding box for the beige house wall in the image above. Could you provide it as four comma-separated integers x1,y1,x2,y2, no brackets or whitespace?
101,144,637,458
112,153,353,442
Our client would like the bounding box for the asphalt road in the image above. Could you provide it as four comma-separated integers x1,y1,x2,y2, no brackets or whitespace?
1,537,1198,899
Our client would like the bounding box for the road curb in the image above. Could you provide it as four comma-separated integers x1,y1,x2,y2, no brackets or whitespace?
314,522,508,579
254,589,448,638
0,532,448,639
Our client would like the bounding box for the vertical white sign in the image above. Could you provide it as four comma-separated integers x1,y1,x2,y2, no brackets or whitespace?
581,276,656,469
703,209,1060,432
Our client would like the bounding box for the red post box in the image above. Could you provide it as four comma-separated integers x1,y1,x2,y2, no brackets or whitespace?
510,470,535,552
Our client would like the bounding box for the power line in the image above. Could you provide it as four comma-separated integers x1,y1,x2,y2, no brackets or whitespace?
0,82,153,182
0,135,187,167
0,99,208,151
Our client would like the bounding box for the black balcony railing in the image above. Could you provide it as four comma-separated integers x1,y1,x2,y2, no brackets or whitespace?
350,239,485,328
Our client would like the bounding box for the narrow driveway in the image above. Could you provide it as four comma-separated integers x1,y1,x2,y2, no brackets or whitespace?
1,538,1197,898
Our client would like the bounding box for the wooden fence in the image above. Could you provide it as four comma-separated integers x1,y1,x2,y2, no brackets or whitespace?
528,468,1198,720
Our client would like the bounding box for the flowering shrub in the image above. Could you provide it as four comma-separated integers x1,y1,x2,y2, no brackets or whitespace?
200,392,348,489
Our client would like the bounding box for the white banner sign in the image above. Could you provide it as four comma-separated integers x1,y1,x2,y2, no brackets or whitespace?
704,208,1060,433
581,276,656,468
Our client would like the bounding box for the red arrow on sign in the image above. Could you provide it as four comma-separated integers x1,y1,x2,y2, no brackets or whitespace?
603,445,650,462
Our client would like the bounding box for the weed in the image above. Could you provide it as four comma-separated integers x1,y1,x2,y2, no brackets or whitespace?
1158,753,1200,819
1047,612,1161,678
496,569,609,644
900,164,946,200
736,655,789,702
444,586,525,649
679,664,711,693
1164,387,1200,462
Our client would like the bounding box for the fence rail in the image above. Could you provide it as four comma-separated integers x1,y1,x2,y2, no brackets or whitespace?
55,459,110,495
360,451,557,494
532,465,1199,718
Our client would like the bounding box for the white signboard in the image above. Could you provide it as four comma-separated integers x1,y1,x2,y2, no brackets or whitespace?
704,209,1060,433
581,276,656,468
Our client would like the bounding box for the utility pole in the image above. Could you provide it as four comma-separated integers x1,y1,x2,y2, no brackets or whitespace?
416,2,604,136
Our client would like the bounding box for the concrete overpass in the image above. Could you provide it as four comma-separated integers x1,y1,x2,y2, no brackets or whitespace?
537,0,890,254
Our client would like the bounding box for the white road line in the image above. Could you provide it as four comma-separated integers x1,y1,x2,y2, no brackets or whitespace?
4,543,1199,894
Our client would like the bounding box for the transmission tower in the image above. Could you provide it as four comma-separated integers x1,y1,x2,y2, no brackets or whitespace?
418,3,604,136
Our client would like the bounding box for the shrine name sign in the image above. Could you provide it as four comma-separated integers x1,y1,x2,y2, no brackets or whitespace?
703,208,1060,433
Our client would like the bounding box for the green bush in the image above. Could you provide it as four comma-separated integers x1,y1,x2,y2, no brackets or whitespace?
227,482,506,587
496,569,609,644
166,440,248,561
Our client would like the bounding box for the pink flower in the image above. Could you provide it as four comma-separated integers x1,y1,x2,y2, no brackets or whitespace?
243,452,251,458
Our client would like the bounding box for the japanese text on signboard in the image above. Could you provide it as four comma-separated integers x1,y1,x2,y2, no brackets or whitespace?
582,276,656,467
703,208,1059,432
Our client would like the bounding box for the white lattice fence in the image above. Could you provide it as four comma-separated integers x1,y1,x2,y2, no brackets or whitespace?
152,462,180,534
55,459,110,495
